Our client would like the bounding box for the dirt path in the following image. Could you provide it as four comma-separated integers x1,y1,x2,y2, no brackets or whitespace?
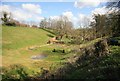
38,44,51,47
20,44,52,50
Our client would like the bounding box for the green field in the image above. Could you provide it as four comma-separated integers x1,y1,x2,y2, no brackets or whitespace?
2,26,75,74
2,26,97,73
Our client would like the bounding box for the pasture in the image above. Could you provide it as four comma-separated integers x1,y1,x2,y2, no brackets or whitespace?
2,26,75,74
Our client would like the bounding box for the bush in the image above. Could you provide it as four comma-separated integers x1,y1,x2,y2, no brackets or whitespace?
1,64,28,81
69,39,83,45
5,21,16,26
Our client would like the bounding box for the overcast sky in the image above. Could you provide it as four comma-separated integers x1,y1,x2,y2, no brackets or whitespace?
0,0,118,28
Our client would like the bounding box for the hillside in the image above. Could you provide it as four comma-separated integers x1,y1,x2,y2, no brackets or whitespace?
2,26,78,73
2,26,58,68
2,26,54,50
1,26,120,81
1,26,99,70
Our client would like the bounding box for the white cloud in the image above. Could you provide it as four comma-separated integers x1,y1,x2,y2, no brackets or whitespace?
92,6,108,15
77,14,91,27
62,11,74,21
22,4,42,14
12,9,32,21
0,5,11,13
50,16,60,20
0,4,43,25
50,12,75,21
62,11,78,27
74,0,101,8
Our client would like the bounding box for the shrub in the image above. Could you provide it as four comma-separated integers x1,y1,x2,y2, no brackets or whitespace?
1,64,28,81
5,22,16,26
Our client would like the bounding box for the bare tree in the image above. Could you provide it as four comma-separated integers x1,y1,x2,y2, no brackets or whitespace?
40,18,47,28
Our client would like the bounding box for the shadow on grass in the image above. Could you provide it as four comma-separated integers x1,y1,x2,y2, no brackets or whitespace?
40,28,55,35
47,34,54,38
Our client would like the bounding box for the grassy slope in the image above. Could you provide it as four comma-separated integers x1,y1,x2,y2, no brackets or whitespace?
2,26,101,74
2,26,75,74
2,26,53,50
2,26,56,69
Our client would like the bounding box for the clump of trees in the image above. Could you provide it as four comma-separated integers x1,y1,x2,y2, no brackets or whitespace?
91,2,120,38
1,12,16,26
1,11,31,27
39,15,73,39
91,11,120,38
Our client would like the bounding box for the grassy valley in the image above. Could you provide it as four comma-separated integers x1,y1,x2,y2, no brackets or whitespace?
1,1,120,81
2,26,77,74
